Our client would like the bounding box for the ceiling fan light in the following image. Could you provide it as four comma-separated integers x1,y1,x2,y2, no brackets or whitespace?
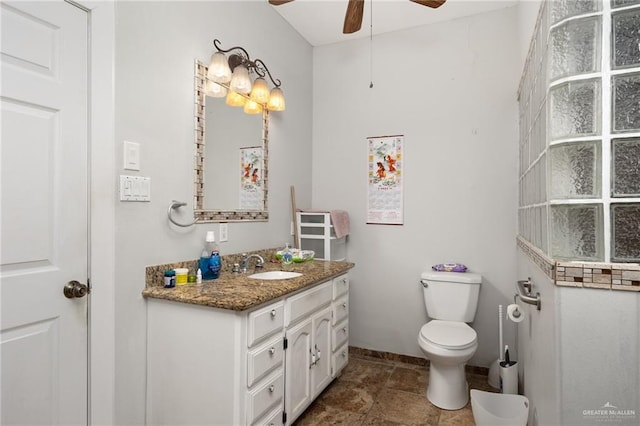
207,52,232,83
267,87,286,111
244,99,263,115
250,78,270,104
230,65,252,95
205,80,227,98
226,90,246,107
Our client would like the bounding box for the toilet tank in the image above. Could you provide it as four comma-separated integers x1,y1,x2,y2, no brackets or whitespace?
420,271,482,322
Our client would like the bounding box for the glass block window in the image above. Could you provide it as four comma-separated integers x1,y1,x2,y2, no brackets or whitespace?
551,204,603,260
612,73,640,132
613,0,640,8
612,138,640,196
550,141,601,199
611,204,640,261
550,80,601,140
550,17,600,81
551,0,599,25
519,1,640,263
612,9,640,69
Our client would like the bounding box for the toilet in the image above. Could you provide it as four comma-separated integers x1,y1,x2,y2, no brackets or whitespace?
470,389,529,425
417,271,482,410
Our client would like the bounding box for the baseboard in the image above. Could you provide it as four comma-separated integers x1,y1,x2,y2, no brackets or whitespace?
348,346,490,376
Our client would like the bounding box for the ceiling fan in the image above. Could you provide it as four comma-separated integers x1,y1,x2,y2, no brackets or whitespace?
269,0,447,34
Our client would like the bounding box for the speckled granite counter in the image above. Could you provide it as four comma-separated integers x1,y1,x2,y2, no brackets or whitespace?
142,258,354,311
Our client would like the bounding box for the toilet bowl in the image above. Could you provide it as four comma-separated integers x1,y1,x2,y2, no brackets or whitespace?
418,320,478,410
470,389,529,426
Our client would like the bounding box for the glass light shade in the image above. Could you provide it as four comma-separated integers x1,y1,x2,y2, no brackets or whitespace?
250,77,270,104
244,99,263,114
207,52,232,83
267,87,286,111
226,90,246,107
205,80,227,98
229,65,252,94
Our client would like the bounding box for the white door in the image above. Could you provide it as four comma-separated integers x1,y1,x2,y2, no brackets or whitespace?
1,1,89,425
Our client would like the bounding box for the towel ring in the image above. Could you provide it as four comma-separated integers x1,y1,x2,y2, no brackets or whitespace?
167,200,196,227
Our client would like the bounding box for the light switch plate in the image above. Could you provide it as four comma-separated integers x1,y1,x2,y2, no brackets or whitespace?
119,175,151,202
123,141,140,171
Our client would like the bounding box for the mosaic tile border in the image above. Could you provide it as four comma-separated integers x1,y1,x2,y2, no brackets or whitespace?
518,237,640,293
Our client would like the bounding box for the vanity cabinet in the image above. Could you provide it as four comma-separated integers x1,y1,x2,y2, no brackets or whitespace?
146,273,349,426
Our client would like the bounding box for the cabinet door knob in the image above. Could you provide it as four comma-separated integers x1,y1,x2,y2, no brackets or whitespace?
269,347,276,355
270,309,276,317
268,385,275,393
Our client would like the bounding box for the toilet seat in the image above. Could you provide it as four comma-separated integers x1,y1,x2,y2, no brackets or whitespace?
420,320,477,350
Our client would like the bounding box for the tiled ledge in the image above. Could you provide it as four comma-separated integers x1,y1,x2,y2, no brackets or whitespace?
517,236,640,293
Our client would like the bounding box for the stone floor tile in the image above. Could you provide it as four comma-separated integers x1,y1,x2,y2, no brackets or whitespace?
386,366,429,395
316,378,380,415
339,357,394,387
293,402,366,425
437,404,475,426
367,388,441,426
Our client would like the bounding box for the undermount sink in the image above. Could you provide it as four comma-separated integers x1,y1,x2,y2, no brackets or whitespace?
248,271,302,280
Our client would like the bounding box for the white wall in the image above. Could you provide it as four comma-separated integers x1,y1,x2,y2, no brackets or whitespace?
516,250,561,426
114,2,312,423
311,6,521,367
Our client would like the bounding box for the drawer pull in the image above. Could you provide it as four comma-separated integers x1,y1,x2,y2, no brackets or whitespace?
268,385,275,393
269,347,276,355
342,302,347,309
342,327,347,333
342,350,347,357
270,309,276,318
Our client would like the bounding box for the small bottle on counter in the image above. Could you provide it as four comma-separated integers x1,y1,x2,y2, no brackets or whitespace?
196,268,202,284
163,270,176,288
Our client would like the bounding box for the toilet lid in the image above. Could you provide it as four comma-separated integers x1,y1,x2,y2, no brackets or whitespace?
420,320,477,350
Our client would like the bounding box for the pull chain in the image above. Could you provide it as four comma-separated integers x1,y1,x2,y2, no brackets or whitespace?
369,0,374,88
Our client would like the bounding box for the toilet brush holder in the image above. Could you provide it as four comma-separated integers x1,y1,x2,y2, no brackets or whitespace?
499,362,518,394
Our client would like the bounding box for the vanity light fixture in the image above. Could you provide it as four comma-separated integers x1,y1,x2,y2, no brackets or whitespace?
207,39,285,112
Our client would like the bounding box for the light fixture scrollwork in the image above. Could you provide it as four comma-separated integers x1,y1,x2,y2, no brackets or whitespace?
206,39,285,114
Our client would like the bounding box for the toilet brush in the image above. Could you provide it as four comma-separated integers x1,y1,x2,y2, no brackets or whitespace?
487,304,503,389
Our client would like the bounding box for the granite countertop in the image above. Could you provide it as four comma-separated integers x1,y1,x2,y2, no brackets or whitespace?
142,259,354,311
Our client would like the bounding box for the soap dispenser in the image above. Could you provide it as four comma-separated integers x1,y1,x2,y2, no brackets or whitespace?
282,242,293,265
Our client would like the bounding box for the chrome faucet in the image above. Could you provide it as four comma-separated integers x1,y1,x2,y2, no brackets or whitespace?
240,253,265,273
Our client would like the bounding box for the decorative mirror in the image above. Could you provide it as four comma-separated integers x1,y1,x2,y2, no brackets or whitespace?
193,60,269,222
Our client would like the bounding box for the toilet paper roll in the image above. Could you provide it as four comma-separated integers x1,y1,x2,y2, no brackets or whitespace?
507,303,525,323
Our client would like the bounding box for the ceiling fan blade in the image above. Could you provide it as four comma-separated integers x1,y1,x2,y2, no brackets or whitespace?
343,0,364,34
269,0,294,5
409,0,446,8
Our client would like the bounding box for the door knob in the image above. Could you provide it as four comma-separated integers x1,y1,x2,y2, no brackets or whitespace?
63,280,88,299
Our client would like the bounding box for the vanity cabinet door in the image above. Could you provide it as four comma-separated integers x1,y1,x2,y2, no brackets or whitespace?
310,306,333,399
284,317,312,422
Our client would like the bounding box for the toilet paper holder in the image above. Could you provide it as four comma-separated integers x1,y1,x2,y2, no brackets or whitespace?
515,278,541,311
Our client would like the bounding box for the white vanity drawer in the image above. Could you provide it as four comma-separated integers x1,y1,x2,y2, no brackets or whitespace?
255,407,282,426
286,281,332,326
247,370,284,426
332,274,349,300
332,295,348,325
247,336,284,388
332,343,349,376
332,320,349,350
248,301,285,347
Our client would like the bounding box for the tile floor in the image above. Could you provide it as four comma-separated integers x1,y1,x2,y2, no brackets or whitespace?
293,351,496,426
